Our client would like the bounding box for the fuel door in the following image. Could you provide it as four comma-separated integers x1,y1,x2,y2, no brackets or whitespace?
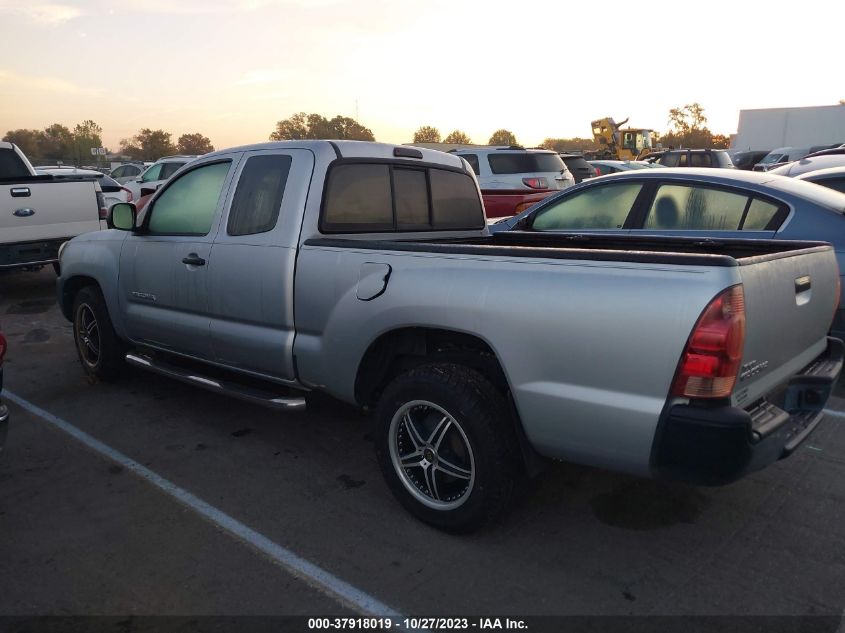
357,263,392,301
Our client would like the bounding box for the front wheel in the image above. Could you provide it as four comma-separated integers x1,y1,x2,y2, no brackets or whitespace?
72,286,126,382
375,363,519,532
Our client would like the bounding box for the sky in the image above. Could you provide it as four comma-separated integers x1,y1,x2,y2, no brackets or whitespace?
1,0,843,152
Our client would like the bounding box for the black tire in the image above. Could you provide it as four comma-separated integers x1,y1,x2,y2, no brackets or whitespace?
72,285,126,382
375,363,519,533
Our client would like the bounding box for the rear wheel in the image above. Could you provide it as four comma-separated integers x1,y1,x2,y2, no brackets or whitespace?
375,363,518,532
72,286,125,382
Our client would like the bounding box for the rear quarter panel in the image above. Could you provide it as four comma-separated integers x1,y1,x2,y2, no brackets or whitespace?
293,244,741,475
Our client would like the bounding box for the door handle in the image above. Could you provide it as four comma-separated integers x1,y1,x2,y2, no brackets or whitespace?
11,187,31,197
182,254,206,266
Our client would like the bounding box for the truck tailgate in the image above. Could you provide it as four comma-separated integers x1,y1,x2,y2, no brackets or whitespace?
733,246,840,408
0,181,101,244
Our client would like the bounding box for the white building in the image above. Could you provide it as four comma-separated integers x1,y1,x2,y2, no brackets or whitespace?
732,104,845,151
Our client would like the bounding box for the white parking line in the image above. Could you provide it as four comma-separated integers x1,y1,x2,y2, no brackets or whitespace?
4,390,403,620
825,409,845,419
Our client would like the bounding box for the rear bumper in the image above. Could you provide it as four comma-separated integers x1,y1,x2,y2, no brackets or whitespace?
653,337,844,485
0,239,66,269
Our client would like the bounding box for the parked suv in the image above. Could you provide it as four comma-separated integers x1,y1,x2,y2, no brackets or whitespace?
655,149,735,168
451,147,574,190
124,155,197,200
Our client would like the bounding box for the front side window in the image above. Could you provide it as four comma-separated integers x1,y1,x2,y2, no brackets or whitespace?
660,153,679,167
227,154,291,236
531,183,641,231
644,184,748,230
160,161,187,180
140,164,162,182
147,161,230,235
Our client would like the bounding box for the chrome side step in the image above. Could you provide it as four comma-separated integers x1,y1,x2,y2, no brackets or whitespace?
125,352,307,411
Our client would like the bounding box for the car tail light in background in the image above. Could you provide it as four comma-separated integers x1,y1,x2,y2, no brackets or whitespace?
121,187,134,202
0,331,6,366
522,177,548,189
671,285,746,399
96,191,108,220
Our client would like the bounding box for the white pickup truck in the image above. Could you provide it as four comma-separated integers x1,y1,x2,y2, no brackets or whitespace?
0,142,103,271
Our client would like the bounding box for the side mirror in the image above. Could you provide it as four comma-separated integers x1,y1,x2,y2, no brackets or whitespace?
109,202,137,231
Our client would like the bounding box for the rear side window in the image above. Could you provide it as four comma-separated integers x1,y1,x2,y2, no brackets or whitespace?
0,148,31,178
487,153,564,174
689,153,712,167
531,183,642,231
678,153,688,167
228,155,292,236
644,185,748,230
742,198,781,230
460,154,480,175
322,163,483,232
148,161,230,235
812,177,845,194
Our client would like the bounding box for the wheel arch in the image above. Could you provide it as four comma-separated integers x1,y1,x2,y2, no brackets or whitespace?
60,275,101,321
354,327,546,476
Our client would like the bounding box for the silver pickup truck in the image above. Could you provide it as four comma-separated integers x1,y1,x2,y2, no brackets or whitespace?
57,141,843,531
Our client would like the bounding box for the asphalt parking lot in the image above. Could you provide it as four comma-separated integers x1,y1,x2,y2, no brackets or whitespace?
3,268,845,625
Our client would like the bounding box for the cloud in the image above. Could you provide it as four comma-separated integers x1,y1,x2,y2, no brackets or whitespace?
0,1,83,24
0,69,103,96
115,0,341,15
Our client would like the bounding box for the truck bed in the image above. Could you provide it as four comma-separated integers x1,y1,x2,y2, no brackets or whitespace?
305,232,831,266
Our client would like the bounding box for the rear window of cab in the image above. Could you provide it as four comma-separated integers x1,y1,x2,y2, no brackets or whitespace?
321,162,484,233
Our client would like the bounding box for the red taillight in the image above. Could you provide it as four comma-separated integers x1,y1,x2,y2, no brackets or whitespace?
522,177,548,189
0,332,6,366
671,285,746,399
97,191,108,220
121,187,133,203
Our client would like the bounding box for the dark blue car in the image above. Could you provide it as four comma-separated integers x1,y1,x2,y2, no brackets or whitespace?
492,168,845,336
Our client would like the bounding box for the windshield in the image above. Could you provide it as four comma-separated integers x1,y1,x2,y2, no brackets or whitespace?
760,153,785,165
488,153,565,174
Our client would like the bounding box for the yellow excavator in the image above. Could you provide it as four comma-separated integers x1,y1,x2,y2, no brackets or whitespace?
591,117,659,161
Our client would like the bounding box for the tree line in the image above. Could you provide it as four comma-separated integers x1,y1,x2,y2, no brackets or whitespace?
2,121,215,162
4,104,730,165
